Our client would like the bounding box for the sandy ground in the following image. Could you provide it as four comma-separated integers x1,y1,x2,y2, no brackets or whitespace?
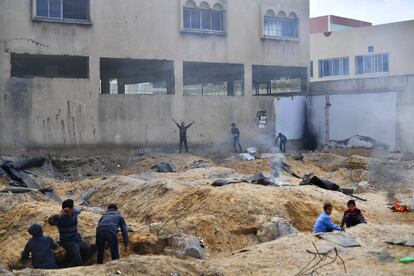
0,150,413,275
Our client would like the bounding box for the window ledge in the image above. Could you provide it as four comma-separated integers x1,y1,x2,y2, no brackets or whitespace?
254,92,304,97
100,94,174,96
356,72,390,77
181,29,227,36
320,75,350,79
261,35,299,42
33,16,92,25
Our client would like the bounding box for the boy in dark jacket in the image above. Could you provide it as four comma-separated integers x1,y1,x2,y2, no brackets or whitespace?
48,199,89,267
172,119,195,153
96,204,129,264
21,223,58,269
231,123,243,153
341,200,367,228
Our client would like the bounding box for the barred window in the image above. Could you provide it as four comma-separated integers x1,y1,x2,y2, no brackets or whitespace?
264,10,298,39
183,1,224,33
35,0,90,22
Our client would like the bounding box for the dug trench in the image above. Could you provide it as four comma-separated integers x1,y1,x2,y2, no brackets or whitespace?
0,150,413,275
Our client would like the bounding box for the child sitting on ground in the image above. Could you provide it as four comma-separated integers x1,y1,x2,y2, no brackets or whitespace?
341,200,367,228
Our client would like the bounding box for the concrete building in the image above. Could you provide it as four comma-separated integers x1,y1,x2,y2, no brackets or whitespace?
309,20,414,151
0,0,310,153
310,15,371,34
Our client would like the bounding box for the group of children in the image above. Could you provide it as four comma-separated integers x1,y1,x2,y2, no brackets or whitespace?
313,200,367,233
22,199,129,269
21,198,365,270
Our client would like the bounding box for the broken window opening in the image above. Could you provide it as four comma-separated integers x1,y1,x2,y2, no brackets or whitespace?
35,0,91,23
253,65,307,96
11,53,89,79
100,58,174,95
183,62,244,96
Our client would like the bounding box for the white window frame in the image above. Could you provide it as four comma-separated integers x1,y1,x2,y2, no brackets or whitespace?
355,53,389,75
181,6,226,35
263,16,298,40
318,57,349,78
261,6,300,41
32,0,92,25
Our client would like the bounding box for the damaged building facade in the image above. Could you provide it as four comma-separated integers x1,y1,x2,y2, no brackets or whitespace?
0,0,309,152
309,19,414,151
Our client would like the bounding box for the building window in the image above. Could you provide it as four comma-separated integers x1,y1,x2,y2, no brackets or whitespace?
263,10,298,39
183,1,225,33
11,54,89,79
100,58,174,95
34,0,91,23
184,62,244,96
253,65,307,95
318,57,349,78
355,53,389,75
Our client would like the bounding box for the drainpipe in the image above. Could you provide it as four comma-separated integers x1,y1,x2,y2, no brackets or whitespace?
325,95,331,144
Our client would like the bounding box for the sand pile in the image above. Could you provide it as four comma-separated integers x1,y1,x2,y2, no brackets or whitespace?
0,150,413,275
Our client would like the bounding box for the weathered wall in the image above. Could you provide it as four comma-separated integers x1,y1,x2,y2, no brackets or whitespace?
310,20,414,81
0,0,309,152
309,75,414,152
275,96,306,140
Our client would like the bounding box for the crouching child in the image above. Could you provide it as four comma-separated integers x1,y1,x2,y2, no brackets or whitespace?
21,223,58,269
96,204,129,264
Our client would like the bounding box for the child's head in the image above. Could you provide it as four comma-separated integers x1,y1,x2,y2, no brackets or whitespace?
323,203,333,215
347,200,356,212
28,223,43,238
107,203,118,211
62,199,74,210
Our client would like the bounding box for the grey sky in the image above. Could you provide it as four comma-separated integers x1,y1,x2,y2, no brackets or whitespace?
310,0,414,25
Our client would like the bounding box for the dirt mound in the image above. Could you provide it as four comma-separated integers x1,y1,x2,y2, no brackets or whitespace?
1,151,413,275
13,223,414,276
12,254,220,276
211,223,414,276
88,172,412,257
119,154,215,176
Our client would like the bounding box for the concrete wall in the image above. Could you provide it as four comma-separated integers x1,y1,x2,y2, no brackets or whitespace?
0,0,310,152
310,20,414,81
310,75,414,152
275,96,306,140
310,92,397,148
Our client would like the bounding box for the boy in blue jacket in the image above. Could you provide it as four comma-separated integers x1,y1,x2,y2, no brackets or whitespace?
21,223,58,269
96,204,129,264
48,199,90,267
313,203,343,233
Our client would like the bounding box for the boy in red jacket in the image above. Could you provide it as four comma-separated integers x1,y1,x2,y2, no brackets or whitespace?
341,200,367,228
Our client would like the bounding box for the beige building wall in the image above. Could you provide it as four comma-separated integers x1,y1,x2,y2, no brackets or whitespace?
0,0,309,152
310,20,414,82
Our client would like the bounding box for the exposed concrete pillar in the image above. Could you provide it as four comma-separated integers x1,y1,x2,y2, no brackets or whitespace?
244,63,253,97
172,60,185,120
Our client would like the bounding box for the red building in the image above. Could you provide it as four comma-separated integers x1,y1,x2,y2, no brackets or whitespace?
310,15,372,34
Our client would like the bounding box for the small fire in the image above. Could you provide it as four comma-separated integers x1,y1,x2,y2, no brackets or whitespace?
393,199,410,213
